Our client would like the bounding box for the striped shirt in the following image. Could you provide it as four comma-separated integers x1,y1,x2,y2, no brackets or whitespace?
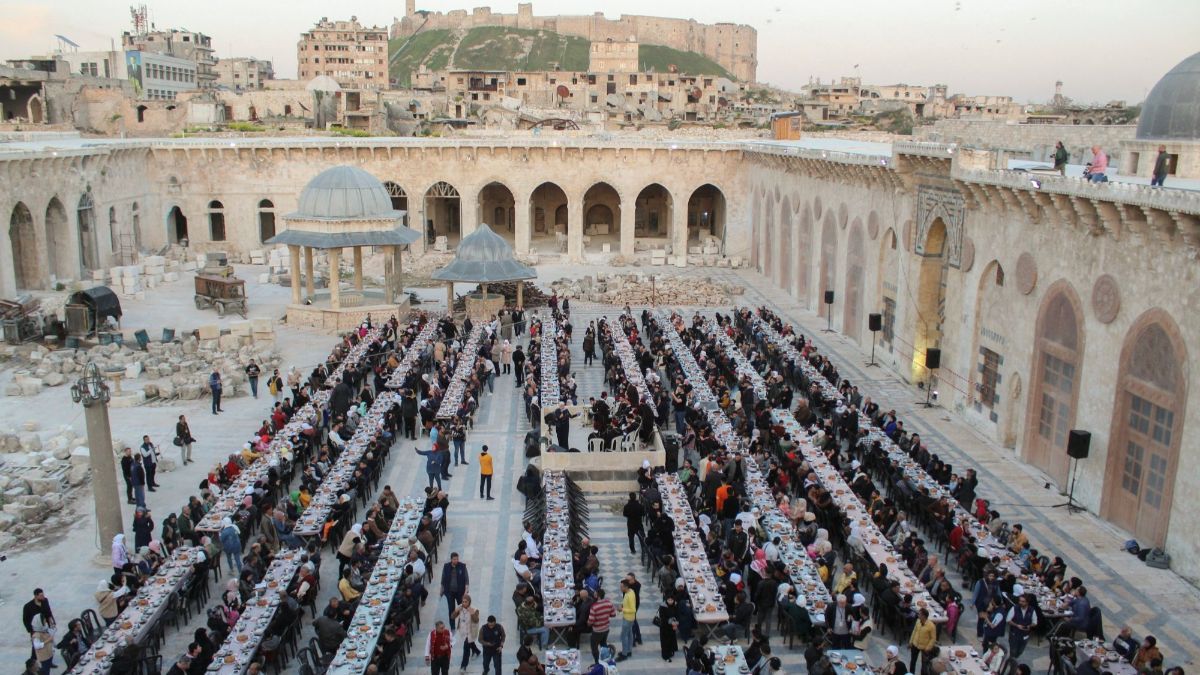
588,598,617,632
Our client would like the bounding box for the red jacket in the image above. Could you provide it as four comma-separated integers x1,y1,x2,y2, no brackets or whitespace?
427,628,452,658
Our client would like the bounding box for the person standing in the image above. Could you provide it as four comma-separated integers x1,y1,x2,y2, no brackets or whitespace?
209,371,223,414
120,447,136,505
22,589,55,662
453,595,481,673
616,580,637,660
479,446,494,500
1152,145,1170,187
500,340,513,375
440,552,470,621
402,388,419,440
622,493,644,554
512,346,526,386
415,446,442,490
1052,141,1069,175
478,615,506,675
175,415,195,466
267,368,284,403
1006,593,1037,660
550,402,577,449
129,459,147,508
908,608,936,673
587,589,617,665
219,517,243,574
451,418,467,467
425,620,454,675
139,435,160,491
132,507,154,549
245,360,261,399
583,328,596,366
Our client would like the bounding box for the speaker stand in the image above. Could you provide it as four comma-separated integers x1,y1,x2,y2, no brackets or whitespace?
1052,457,1085,514
917,372,938,408
822,307,836,333
867,331,879,367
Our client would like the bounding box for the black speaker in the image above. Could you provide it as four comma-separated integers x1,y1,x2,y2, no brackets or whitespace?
868,313,882,332
925,348,941,370
1067,430,1091,459
824,290,835,305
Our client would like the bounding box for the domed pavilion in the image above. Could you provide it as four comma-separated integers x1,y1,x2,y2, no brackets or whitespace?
1121,51,1200,180
268,165,419,328
432,223,536,316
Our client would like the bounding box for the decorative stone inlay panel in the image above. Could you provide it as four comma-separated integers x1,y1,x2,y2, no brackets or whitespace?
1015,252,1038,295
916,185,966,267
1091,274,1121,324
961,237,976,273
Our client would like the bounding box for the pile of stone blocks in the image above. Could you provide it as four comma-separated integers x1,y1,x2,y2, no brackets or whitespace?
3,323,280,401
548,273,744,307
97,256,185,299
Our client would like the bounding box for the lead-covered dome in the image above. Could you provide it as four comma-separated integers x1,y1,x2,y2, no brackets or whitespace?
431,223,537,283
1136,51,1200,141
294,166,395,220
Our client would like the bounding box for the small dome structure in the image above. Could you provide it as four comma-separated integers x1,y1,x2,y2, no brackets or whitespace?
292,166,396,221
431,223,537,283
1136,51,1200,141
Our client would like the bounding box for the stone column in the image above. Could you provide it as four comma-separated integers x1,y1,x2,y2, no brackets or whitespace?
672,196,689,267
567,197,584,263
288,245,301,304
620,197,636,257
383,245,396,304
446,282,454,312
304,247,315,299
514,193,532,255
84,402,124,559
460,190,478,238
516,281,524,309
328,247,341,309
352,246,363,291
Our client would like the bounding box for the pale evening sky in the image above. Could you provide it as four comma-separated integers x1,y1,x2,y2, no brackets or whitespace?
1,0,1196,104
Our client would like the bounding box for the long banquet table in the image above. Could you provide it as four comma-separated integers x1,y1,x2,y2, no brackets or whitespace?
598,316,655,414
327,498,424,674
69,547,205,674
656,473,729,626
435,324,484,419
539,315,561,409
207,549,304,673
384,317,442,389
542,470,577,638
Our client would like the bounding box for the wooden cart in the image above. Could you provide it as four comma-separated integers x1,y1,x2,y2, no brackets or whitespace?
193,274,247,317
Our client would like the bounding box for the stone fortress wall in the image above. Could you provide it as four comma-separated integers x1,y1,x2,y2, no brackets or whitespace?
915,118,1138,167
1,136,1199,582
390,2,758,81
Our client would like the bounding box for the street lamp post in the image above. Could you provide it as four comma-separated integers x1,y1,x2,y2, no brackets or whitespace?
71,362,124,560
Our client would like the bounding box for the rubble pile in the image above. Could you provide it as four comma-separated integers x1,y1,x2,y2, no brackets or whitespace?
92,255,192,299
548,273,744,307
0,423,163,547
1,319,280,402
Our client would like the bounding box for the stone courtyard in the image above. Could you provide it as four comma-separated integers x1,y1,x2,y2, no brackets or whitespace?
0,258,1197,673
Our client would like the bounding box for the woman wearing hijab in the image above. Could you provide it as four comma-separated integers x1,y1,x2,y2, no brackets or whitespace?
219,517,243,574
95,578,121,626
111,533,129,576
657,595,680,661
500,340,514,374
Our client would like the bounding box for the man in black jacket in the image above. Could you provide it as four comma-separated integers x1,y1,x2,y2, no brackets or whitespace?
622,493,645,554
120,447,136,504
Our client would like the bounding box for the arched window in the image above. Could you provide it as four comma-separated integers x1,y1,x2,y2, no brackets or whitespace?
258,199,276,243
208,200,226,241
1103,312,1188,546
1023,283,1084,485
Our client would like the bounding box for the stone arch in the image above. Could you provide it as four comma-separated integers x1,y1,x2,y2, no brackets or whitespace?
795,201,812,305
687,183,726,248
912,218,948,383
779,196,792,295
27,94,44,124
424,181,461,247
1102,309,1188,547
818,212,837,319
207,199,226,242
632,182,672,251
167,205,188,245
530,181,568,249
9,202,42,289
45,197,72,281
750,191,761,272
876,228,899,352
258,199,276,243
1022,280,1086,486
583,181,621,253
843,220,865,342
478,181,516,242
383,181,408,213
968,260,1010,425
764,193,776,286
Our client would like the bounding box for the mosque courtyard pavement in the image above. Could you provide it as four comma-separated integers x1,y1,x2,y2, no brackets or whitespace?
0,261,1195,672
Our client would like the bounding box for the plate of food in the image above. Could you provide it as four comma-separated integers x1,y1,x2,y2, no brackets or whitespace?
556,658,569,667
847,663,859,670
954,650,967,658
224,655,236,664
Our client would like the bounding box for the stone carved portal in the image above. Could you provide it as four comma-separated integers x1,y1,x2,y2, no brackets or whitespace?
916,186,965,268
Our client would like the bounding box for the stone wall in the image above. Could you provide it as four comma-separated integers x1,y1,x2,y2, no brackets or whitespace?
914,118,1137,166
